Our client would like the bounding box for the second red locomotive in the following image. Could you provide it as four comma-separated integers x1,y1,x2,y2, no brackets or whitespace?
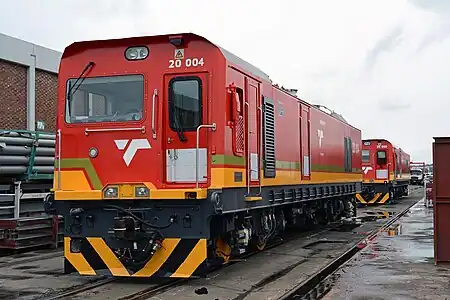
357,139,410,205
45,33,362,279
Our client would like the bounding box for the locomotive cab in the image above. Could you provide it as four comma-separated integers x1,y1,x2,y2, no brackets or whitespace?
357,139,410,205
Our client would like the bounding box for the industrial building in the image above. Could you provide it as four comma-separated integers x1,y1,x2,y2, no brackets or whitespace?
0,32,61,132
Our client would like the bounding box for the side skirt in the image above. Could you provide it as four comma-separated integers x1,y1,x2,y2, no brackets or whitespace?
209,182,361,214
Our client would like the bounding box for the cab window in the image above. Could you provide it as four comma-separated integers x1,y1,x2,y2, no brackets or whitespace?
65,74,144,123
377,150,387,165
362,150,370,163
169,77,202,131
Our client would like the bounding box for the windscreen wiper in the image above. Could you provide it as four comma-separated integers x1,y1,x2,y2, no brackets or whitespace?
67,61,95,115
172,107,187,142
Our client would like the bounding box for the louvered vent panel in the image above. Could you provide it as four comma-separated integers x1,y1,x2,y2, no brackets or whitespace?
263,98,276,178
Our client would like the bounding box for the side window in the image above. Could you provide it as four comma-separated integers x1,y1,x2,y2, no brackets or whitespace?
231,87,245,156
361,149,370,163
169,77,202,131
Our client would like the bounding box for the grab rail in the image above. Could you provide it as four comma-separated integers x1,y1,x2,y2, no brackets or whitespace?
85,126,145,135
244,102,250,195
57,129,61,190
196,123,217,188
257,106,263,195
152,89,158,139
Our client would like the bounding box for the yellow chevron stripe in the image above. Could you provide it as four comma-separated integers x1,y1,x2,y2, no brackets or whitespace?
379,193,390,204
133,238,180,277
64,237,96,275
87,237,129,276
368,193,382,204
171,239,207,278
356,194,367,204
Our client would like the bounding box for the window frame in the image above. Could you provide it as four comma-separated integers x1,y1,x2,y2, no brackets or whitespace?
64,74,146,125
361,149,370,163
168,76,203,132
377,150,387,164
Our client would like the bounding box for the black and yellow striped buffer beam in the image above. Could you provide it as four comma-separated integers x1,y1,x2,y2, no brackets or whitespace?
356,193,390,205
64,237,207,278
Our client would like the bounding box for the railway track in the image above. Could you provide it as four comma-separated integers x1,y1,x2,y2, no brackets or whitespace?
119,189,423,300
279,195,421,300
114,225,341,300
42,278,117,300
20,189,422,300
35,223,343,300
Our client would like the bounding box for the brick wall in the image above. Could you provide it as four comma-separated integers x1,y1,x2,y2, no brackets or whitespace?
0,59,58,132
36,69,58,132
0,59,27,129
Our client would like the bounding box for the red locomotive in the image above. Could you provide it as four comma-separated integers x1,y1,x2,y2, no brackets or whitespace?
357,139,410,205
45,33,362,279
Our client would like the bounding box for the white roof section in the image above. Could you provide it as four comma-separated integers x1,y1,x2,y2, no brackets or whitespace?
217,45,271,82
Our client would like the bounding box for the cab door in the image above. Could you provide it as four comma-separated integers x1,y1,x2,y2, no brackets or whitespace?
300,105,311,180
163,73,209,187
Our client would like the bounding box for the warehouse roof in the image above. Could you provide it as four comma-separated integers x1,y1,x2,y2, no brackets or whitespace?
0,32,62,73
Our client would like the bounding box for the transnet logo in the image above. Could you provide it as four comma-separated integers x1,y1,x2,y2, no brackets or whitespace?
114,139,151,166
362,166,373,174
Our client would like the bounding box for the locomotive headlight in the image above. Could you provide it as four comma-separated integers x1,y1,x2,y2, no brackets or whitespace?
88,147,98,158
104,187,118,198
135,186,149,197
125,46,149,61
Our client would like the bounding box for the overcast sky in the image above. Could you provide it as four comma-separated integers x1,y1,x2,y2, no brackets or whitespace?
1,0,448,163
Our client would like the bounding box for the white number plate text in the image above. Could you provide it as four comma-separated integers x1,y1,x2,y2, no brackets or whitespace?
169,57,204,69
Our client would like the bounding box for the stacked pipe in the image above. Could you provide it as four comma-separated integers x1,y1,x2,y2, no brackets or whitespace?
0,130,55,181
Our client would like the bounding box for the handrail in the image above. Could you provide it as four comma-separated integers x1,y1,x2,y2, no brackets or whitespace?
57,129,61,190
152,89,158,139
196,123,217,188
244,102,250,195
85,126,145,135
257,106,263,195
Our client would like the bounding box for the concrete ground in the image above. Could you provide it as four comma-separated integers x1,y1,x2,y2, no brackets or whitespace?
324,198,450,300
0,188,425,300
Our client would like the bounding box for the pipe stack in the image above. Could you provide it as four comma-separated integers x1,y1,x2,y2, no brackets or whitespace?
0,130,55,181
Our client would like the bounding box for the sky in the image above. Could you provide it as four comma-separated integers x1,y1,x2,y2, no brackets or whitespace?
1,0,449,163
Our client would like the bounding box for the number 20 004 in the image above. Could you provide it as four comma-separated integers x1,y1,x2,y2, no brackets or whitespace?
168,58,204,69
